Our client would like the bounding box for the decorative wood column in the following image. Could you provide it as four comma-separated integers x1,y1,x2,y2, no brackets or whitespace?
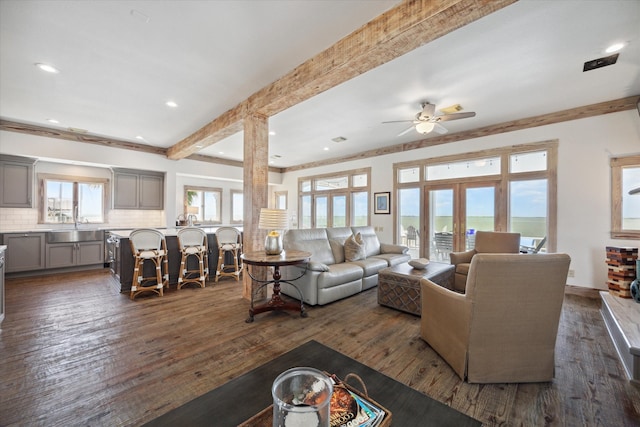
242,113,269,300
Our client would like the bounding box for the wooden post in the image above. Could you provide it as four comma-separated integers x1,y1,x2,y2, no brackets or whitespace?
242,113,269,300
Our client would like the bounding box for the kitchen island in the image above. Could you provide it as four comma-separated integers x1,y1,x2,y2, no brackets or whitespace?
108,227,242,293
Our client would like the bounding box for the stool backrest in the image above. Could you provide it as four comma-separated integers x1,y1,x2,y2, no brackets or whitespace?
178,227,207,248
130,228,165,251
215,227,241,246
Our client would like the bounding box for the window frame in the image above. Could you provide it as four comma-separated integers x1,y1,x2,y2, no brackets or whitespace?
230,189,243,224
298,167,371,229
611,154,640,239
183,185,223,225
393,140,558,255
38,173,109,225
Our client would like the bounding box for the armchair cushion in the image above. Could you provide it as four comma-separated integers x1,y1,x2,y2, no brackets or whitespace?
450,231,521,292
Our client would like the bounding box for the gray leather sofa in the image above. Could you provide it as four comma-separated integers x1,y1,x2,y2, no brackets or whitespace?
280,226,410,305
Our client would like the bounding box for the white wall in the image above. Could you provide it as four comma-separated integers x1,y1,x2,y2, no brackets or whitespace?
0,131,282,229
1,110,639,288
275,110,640,290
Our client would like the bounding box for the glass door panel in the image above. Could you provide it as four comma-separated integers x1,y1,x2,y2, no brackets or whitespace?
398,188,420,258
464,186,496,250
427,188,454,261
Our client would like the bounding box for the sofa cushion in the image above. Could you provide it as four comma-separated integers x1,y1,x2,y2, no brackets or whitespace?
370,252,411,267
345,233,366,261
326,227,354,263
350,257,388,277
284,228,336,265
317,263,364,289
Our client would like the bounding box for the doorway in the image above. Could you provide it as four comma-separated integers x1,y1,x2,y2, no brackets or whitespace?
425,182,499,262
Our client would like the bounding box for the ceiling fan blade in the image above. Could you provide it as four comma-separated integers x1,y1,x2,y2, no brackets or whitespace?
435,111,476,122
382,119,414,124
433,123,448,134
397,126,415,137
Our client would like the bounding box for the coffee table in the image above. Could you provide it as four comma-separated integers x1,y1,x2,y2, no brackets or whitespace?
378,262,455,316
144,340,480,426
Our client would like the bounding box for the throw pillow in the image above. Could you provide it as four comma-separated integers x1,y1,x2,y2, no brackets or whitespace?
345,233,366,262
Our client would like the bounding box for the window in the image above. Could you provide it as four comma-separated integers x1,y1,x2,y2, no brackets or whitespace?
298,168,371,228
184,186,222,224
394,140,557,257
274,191,288,210
231,190,243,224
39,174,108,224
611,155,640,239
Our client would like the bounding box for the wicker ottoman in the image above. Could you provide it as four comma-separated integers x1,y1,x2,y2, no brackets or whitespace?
378,262,455,316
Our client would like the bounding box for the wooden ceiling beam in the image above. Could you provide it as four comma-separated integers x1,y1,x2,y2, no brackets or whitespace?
0,119,167,156
166,0,517,160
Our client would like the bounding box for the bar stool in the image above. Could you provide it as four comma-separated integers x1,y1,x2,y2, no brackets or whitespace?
177,227,209,289
214,227,242,282
129,228,168,299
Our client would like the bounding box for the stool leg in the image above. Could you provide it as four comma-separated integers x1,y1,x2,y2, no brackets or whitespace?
131,256,141,299
216,247,224,282
232,248,240,281
178,251,187,290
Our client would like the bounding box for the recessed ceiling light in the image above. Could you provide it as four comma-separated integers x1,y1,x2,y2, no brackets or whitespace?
46,118,59,124
166,101,178,108
605,42,625,54
324,147,329,151
135,135,146,141
269,131,276,136
35,63,60,73
219,151,224,155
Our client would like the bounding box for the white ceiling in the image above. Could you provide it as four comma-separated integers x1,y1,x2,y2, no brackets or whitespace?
1,0,639,169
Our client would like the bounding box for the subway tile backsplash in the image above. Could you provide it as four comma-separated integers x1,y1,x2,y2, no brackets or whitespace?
0,208,165,232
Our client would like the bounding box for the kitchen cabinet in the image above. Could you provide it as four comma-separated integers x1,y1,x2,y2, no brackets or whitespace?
2,232,46,273
0,154,35,208
46,241,105,269
113,168,164,210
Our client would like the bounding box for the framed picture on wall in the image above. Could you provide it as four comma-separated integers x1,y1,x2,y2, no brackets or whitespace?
374,192,390,214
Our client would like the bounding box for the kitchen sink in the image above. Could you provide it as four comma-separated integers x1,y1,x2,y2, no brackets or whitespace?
47,229,105,243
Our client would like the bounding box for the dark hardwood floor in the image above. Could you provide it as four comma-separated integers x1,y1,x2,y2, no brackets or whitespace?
1,269,639,426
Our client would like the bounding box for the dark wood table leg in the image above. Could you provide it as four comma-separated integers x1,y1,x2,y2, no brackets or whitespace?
246,265,306,322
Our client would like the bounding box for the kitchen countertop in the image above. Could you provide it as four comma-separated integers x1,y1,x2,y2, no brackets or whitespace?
0,245,6,252
108,226,243,239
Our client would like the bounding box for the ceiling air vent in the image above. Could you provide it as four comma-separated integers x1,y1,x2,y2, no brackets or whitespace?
583,53,619,72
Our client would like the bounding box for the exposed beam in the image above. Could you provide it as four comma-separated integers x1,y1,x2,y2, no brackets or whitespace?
0,119,167,156
166,0,517,160
282,96,640,173
0,118,283,173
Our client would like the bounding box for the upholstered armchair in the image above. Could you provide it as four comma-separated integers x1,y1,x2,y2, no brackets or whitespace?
420,253,571,383
449,231,521,291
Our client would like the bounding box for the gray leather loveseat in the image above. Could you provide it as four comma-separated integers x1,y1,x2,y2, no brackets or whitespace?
280,226,410,305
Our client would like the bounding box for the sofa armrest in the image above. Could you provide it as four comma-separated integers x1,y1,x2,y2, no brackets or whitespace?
308,261,330,272
380,243,409,254
450,249,475,266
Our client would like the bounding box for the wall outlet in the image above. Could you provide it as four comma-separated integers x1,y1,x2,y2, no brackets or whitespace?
567,269,575,277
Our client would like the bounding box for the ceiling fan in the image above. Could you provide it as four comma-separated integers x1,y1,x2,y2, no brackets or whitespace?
383,102,476,136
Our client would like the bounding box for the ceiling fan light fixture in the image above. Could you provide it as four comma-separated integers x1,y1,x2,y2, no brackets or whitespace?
415,122,435,134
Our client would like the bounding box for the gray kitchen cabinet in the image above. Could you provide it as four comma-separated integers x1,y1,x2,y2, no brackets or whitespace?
2,232,46,272
46,241,105,268
113,168,164,210
0,154,35,208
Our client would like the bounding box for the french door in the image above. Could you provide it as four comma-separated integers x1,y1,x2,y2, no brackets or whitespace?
314,193,348,228
425,181,501,261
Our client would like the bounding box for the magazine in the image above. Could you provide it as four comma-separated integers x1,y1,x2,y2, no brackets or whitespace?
328,374,387,427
